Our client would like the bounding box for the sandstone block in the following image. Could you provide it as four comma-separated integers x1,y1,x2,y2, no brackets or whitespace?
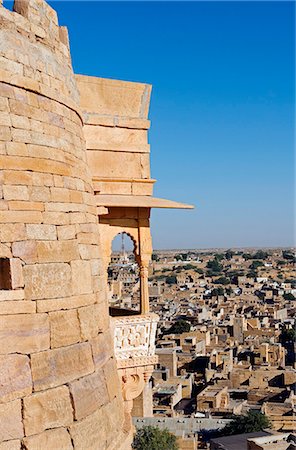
0,126,11,142
3,185,29,201
6,142,28,156
0,440,21,450
24,263,72,300
23,386,73,436
0,301,36,315
78,303,109,340
77,232,98,245
69,190,83,203
57,224,76,240
103,396,125,448
0,290,24,301
0,242,11,258
12,241,38,264
36,240,79,263
0,313,50,354
49,309,81,348
0,210,42,224
10,115,30,131
31,342,94,391
8,201,44,211
103,358,121,401
50,187,70,202
70,260,92,295
0,354,32,403
26,224,57,241
78,244,99,260
32,172,53,187
69,212,86,225
90,330,113,370
0,97,9,113
43,211,69,225
90,259,102,276
69,370,109,421
0,400,23,441
3,170,33,186
23,428,72,450
10,258,24,289
69,408,106,450
28,186,50,202
36,293,97,313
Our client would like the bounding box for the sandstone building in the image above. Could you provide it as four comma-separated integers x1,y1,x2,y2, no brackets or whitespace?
0,0,192,449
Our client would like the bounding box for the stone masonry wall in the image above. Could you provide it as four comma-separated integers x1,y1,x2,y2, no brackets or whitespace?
0,0,127,448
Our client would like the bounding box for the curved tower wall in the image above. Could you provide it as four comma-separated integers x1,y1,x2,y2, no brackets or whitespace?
0,0,126,448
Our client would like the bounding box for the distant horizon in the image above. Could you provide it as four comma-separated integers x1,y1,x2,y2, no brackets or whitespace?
48,1,294,249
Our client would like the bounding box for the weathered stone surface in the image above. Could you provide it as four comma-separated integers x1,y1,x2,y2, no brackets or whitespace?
0,354,32,403
31,342,94,391
26,224,57,241
36,240,80,263
0,290,24,302
23,428,73,450
3,185,29,201
78,303,109,340
57,224,76,240
49,309,81,348
103,358,122,401
69,408,106,450
23,386,73,436
10,258,24,289
0,211,42,224
0,400,23,441
70,259,93,295
0,224,26,242
0,243,11,258
0,301,36,315
103,396,125,448
69,370,109,420
0,313,50,354
0,440,21,450
24,263,72,300
36,293,97,313
12,241,38,264
90,330,113,370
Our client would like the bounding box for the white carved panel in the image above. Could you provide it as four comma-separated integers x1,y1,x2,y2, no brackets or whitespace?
113,314,159,360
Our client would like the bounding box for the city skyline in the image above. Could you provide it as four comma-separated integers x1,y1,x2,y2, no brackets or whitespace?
48,0,295,249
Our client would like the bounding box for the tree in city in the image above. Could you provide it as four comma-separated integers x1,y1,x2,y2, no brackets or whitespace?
213,276,230,285
225,249,234,260
166,275,177,285
220,411,271,436
211,287,225,297
283,293,295,301
279,325,296,344
166,319,191,335
225,287,233,296
206,258,223,274
132,426,179,450
282,251,296,262
249,260,264,270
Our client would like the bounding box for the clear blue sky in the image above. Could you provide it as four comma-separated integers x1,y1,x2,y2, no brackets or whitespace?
48,1,295,249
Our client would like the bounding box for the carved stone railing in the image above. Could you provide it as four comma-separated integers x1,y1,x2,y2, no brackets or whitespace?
112,313,159,369
111,313,159,434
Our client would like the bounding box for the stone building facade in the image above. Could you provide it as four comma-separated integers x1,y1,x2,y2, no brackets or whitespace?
0,0,192,449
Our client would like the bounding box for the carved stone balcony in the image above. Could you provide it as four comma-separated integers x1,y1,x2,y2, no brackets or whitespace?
111,313,159,434
112,313,159,369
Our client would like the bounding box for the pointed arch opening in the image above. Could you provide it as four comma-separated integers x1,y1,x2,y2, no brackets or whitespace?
108,232,140,316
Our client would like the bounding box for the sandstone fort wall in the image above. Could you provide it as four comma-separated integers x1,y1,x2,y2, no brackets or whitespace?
0,0,128,448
